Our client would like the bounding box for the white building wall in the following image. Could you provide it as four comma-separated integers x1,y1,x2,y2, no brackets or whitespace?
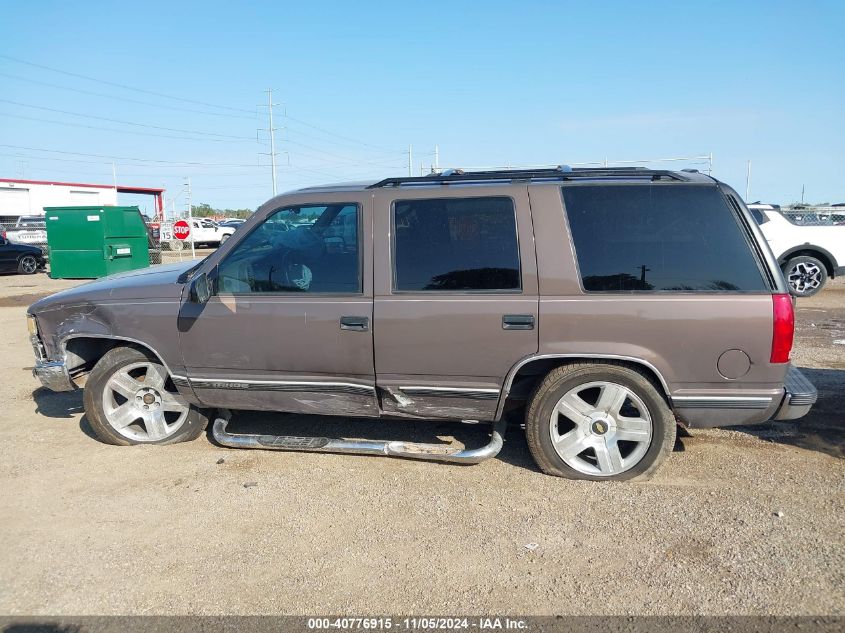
0,181,119,219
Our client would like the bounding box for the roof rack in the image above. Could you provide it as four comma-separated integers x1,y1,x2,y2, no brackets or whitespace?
367,166,689,189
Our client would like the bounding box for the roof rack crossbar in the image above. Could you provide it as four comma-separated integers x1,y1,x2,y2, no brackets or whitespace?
366,167,688,189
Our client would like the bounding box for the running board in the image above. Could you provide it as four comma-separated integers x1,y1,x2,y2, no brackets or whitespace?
211,411,506,465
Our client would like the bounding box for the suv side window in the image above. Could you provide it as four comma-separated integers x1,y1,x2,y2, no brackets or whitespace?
749,208,769,225
393,196,521,292
562,184,768,292
217,203,360,294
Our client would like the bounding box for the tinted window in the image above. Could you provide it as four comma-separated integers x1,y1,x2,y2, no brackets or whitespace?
563,185,767,292
217,203,360,294
393,197,520,291
749,208,769,225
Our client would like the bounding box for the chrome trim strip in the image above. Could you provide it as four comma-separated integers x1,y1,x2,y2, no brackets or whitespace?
189,377,376,396
496,353,672,420
400,386,500,401
673,396,772,410
401,386,500,393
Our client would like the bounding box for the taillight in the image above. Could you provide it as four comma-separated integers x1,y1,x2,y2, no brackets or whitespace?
771,294,794,363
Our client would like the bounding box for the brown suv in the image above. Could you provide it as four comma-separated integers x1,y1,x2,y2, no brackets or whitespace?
27,167,817,481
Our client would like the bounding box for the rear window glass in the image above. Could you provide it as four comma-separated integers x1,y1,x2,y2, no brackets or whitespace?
562,185,767,292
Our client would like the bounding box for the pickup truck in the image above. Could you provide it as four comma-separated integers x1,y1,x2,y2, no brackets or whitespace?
5,216,47,248
748,204,845,296
162,219,236,249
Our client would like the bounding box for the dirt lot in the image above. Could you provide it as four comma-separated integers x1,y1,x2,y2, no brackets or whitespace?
0,272,842,616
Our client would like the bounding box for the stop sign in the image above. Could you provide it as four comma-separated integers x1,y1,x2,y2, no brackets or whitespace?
173,219,191,240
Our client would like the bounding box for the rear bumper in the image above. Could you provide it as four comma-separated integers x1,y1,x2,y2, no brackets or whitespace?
673,366,817,428
772,366,818,421
33,359,75,392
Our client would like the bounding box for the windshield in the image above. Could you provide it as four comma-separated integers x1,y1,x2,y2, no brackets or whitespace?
18,217,45,228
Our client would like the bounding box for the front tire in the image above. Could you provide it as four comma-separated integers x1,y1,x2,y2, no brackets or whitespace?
18,255,38,274
83,346,207,446
783,255,827,297
525,362,675,481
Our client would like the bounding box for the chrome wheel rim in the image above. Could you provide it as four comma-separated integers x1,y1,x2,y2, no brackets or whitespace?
787,262,822,294
21,256,37,273
101,361,189,441
549,381,653,476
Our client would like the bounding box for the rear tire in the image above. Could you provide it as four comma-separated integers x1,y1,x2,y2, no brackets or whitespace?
783,255,827,297
18,255,38,274
83,346,207,446
524,362,675,481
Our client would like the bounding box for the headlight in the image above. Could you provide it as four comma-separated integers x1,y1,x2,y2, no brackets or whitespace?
27,315,38,337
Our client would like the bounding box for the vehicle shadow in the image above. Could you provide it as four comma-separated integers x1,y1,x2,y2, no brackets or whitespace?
31,386,83,419
215,411,543,472
216,411,691,473
729,367,844,459
3,624,78,633
31,387,99,441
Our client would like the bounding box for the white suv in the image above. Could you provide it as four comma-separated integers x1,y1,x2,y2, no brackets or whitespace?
749,204,845,296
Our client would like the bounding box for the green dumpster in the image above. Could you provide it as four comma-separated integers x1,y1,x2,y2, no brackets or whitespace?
44,206,151,279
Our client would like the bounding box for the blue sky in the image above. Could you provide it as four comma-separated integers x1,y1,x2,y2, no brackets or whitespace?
2,0,843,213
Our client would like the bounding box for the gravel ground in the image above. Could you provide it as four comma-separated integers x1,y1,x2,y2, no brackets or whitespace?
0,272,842,616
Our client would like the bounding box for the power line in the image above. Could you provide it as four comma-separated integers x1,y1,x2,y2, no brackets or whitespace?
0,111,257,144
282,137,405,168
0,71,256,120
0,144,262,167
284,113,397,153
282,124,405,157
2,54,412,160
0,53,255,115
0,99,255,140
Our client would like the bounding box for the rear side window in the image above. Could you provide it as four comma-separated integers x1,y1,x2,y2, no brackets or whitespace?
750,208,769,225
562,185,768,292
393,197,520,291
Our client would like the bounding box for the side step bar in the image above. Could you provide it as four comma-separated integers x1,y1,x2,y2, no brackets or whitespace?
211,411,507,465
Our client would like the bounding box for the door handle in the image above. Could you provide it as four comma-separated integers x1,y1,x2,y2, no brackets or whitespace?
340,316,369,331
502,314,535,330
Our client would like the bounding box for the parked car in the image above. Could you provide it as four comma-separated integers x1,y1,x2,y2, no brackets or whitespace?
0,234,46,274
748,204,845,296
27,167,816,481
218,220,246,230
5,215,47,246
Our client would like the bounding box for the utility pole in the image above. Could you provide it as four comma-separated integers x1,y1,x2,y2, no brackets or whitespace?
408,145,413,177
267,89,278,196
746,160,751,201
111,162,117,189
434,145,440,172
186,177,195,260
801,184,805,204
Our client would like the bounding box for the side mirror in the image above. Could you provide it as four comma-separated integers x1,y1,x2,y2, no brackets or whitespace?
189,272,211,304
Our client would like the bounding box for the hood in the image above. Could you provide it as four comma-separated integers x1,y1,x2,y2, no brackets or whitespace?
13,243,45,255
29,260,199,314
